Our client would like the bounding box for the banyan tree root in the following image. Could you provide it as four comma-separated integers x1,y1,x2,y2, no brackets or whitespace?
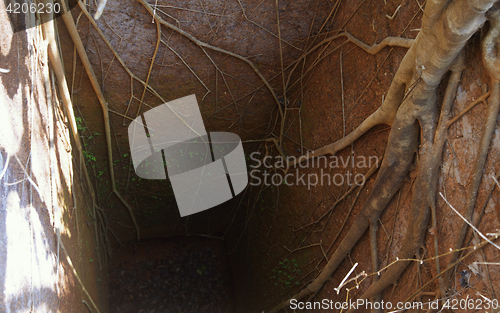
344,52,466,313
269,0,498,312
444,5,500,290
61,0,141,240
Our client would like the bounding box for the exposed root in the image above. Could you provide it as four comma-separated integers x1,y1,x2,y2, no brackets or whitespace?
269,108,419,312
286,35,415,168
288,0,496,169
76,2,166,103
134,18,161,121
136,0,285,130
344,55,465,312
46,0,500,309
444,6,500,290
286,32,414,89
432,55,466,297
57,229,101,313
235,0,303,52
63,1,141,240
39,2,105,310
269,0,498,311
403,231,500,304
369,222,382,313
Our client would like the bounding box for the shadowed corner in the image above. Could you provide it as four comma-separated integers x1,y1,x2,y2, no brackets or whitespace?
128,95,249,217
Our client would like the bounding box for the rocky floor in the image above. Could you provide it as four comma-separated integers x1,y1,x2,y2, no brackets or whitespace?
108,236,235,313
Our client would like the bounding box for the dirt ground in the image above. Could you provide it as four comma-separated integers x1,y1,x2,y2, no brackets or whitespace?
108,236,235,313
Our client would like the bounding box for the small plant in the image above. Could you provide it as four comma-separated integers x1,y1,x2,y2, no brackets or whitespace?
75,116,106,186
88,131,100,140
196,265,207,275
75,117,86,132
271,258,301,290
83,150,96,163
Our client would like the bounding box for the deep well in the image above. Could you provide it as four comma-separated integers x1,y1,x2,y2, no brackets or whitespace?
1,0,500,313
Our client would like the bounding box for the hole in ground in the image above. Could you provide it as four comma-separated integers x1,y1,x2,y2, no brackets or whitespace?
108,236,236,313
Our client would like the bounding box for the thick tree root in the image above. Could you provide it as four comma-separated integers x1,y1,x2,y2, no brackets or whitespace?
369,223,382,313
444,6,500,290
353,6,500,300
289,0,495,169
287,38,415,168
345,56,465,312
62,0,141,240
269,0,497,311
40,2,106,310
343,1,498,309
269,108,420,313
